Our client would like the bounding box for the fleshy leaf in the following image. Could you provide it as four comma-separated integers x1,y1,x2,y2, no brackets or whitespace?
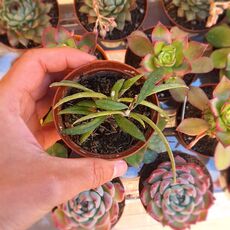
125,147,145,167
95,99,128,111
151,22,171,44
77,32,97,54
191,57,214,74
210,48,230,69
42,26,57,47
114,182,125,202
184,41,208,61
214,142,230,170
177,118,210,136
170,26,188,40
47,143,68,158
213,76,230,99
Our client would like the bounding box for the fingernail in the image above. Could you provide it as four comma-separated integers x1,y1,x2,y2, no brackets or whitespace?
113,160,128,178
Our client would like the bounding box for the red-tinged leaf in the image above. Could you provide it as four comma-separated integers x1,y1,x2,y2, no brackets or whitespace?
52,208,70,229
213,76,230,99
114,182,125,202
216,131,230,146
173,59,192,77
140,186,151,206
109,202,119,225
147,168,166,184
102,182,115,197
127,31,154,57
188,86,209,111
191,57,214,73
215,142,230,170
147,200,163,221
55,26,72,44
150,181,161,198
141,54,156,72
170,26,188,40
151,22,171,44
154,41,165,55
174,155,187,164
78,32,97,54
42,26,57,47
211,48,230,69
96,212,111,229
203,191,214,210
184,41,208,61
177,118,210,136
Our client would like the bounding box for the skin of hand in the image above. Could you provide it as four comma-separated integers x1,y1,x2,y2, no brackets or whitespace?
0,48,128,230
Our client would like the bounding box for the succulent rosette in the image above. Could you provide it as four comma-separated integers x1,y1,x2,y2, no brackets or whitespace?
140,155,214,230
0,0,52,47
52,180,125,230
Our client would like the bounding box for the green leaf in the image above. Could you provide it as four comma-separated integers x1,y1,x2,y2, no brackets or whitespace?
119,74,143,97
215,142,230,170
77,32,97,54
206,24,230,48
42,109,53,125
54,92,107,109
143,149,158,164
46,143,68,158
80,130,93,144
148,133,166,153
211,48,230,69
151,22,171,44
125,148,145,167
62,116,105,135
76,100,96,107
135,68,166,107
73,111,124,125
58,106,92,115
111,79,125,100
95,99,128,111
184,41,207,61
191,57,214,73
114,115,145,141
50,80,93,92
130,112,146,128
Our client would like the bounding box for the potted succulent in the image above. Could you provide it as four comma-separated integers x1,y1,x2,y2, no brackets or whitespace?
0,0,59,49
52,178,125,230
177,76,230,170
206,23,230,79
42,26,108,60
219,167,230,198
139,152,215,229
74,0,148,41
126,22,213,102
161,0,230,33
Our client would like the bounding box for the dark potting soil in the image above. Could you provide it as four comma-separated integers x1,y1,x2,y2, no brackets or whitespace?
177,85,218,157
0,0,59,49
139,151,213,197
163,0,225,32
61,71,153,155
75,0,146,40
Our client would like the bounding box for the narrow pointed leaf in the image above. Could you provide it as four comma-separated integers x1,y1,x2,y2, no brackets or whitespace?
114,115,145,141
50,80,93,92
42,109,53,125
111,79,125,100
95,99,128,111
130,112,146,128
80,130,94,143
54,92,107,109
125,148,145,167
58,106,92,115
46,143,68,158
62,117,105,135
76,100,96,107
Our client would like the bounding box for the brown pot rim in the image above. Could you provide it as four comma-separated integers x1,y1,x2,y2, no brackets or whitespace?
160,0,224,34
0,0,60,51
52,60,159,159
73,0,148,42
176,83,217,158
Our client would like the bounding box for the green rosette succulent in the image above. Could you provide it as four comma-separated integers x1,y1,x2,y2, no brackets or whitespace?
140,155,214,230
52,181,125,230
0,0,52,47
79,0,137,38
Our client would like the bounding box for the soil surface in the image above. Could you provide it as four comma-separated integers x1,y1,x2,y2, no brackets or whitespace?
61,71,153,155
75,0,146,40
177,85,218,157
162,0,225,32
0,0,59,49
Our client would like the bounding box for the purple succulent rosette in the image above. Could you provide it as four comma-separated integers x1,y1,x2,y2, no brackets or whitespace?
52,180,125,230
140,155,214,230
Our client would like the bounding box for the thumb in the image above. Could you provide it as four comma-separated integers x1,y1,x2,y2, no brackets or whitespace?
46,157,128,207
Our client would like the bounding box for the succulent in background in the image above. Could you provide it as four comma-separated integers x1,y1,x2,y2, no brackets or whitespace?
140,155,214,230
79,0,137,38
42,26,97,54
127,22,213,102
172,0,211,22
0,0,52,47
206,23,230,79
52,180,125,230
177,76,230,170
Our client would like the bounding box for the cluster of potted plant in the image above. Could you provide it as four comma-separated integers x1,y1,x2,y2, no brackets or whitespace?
2,0,230,229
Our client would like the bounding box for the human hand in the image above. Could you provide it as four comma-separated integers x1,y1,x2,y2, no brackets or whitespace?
0,48,127,230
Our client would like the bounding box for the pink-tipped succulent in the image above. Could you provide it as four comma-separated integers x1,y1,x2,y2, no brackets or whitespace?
52,181,125,230
140,155,214,230
42,26,97,54
177,76,230,170
127,22,213,102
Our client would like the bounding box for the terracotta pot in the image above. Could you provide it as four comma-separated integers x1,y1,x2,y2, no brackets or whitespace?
160,0,225,34
73,0,148,42
176,83,218,158
0,0,60,50
52,60,159,159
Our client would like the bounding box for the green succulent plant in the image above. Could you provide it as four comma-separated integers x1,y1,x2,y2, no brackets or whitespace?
79,0,137,38
172,0,211,22
127,22,213,102
140,154,214,230
177,76,230,170
0,0,52,47
52,180,125,230
42,26,97,54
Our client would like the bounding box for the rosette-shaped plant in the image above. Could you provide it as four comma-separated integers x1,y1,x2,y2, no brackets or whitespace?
127,22,213,101
79,0,137,38
42,26,97,54
0,0,52,47
52,181,125,230
140,155,214,229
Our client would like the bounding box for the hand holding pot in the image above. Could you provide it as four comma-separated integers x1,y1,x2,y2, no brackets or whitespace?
0,48,127,230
